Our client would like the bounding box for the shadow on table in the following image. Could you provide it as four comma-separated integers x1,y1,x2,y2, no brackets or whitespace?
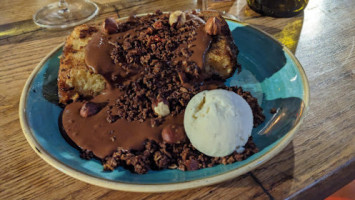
251,141,296,198
246,96,303,197
220,142,296,199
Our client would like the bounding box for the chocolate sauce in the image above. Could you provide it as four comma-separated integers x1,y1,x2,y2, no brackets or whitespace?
62,93,184,159
62,13,213,159
85,31,142,83
85,32,114,75
190,26,212,70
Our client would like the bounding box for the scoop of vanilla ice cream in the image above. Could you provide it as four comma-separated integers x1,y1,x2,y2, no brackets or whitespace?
184,89,254,157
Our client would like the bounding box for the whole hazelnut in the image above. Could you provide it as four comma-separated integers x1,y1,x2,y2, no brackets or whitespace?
205,17,221,36
80,102,100,118
161,124,186,144
103,17,118,34
152,98,170,117
169,11,186,28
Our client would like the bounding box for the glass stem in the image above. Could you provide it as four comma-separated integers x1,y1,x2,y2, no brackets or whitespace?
198,0,208,11
59,0,67,7
58,0,69,15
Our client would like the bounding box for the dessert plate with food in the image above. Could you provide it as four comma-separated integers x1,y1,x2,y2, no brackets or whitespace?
19,10,309,192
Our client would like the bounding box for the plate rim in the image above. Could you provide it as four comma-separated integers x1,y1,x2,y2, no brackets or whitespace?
19,18,310,192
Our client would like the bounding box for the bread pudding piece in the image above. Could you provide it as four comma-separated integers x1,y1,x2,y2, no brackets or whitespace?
58,11,239,104
58,25,105,104
200,10,239,79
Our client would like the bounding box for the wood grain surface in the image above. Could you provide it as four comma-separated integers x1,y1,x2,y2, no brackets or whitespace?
0,0,354,199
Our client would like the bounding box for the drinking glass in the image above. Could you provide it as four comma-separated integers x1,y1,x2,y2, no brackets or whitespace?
33,0,99,29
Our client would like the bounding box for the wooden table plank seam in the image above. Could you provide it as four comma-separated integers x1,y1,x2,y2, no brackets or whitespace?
249,172,274,200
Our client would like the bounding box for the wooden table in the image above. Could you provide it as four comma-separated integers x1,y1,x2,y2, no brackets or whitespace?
1,0,354,199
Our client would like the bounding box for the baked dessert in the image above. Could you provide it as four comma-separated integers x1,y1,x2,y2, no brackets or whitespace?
58,10,265,174
58,10,239,104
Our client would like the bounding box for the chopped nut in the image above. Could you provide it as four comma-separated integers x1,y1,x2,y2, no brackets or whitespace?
152,20,163,29
169,11,186,28
205,17,221,35
152,99,170,117
103,18,118,34
80,102,100,118
180,87,188,93
185,159,199,171
145,26,154,34
161,124,186,144
103,158,117,171
177,71,188,84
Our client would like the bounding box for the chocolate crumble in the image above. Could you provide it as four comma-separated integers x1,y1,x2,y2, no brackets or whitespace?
60,10,265,174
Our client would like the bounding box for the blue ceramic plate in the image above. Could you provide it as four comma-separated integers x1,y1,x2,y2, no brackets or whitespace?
19,19,309,192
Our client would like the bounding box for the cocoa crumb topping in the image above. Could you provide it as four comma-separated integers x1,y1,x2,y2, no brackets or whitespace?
105,11,211,123
103,137,258,174
62,10,265,174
